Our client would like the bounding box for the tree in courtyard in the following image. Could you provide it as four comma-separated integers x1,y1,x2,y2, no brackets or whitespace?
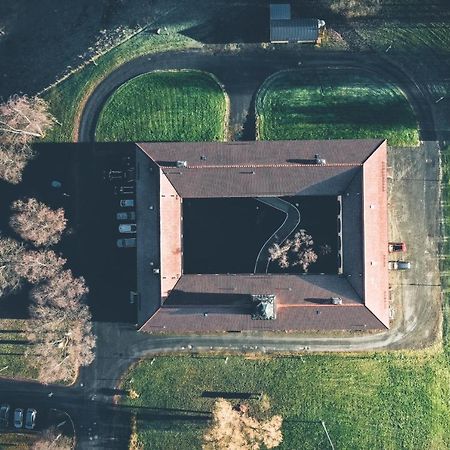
290,230,318,271
32,427,72,450
10,198,67,247
27,270,95,384
269,229,318,272
203,398,283,450
268,242,290,269
0,236,24,297
0,95,54,184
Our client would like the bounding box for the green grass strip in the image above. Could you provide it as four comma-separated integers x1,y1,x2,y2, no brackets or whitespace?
43,28,201,143
95,70,227,142
256,69,420,147
121,351,450,450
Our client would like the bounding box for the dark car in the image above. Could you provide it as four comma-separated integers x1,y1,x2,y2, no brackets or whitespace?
388,242,407,253
25,408,37,430
14,408,23,429
0,404,10,427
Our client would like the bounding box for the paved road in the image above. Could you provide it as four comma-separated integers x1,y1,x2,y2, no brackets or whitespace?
253,197,301,273
78,46,437,142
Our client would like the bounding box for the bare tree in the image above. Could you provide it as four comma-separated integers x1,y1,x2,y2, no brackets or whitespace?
268,243,290,269
0,95,54,143
32,426,72,450
10,198,67,247
27,270,94,383
203,398,283,450
30,270,87,309
0,141,34,184
0,95,54,184
269,230,318,272
15,249,66,284
0,236,24,297
290,230,318,271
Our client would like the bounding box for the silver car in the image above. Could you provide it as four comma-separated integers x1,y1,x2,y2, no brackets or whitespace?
25,408,37,430
388,261,411,270
119,224,136,234
119,199,134,208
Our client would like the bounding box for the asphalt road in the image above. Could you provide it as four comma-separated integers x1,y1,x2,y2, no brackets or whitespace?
78,45,437,142
0,44,443,449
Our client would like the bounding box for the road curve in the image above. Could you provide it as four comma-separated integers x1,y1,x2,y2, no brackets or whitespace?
78,46,436,142
253,197,301,273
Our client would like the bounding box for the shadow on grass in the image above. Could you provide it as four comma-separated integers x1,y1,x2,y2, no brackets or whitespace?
202,391,260,400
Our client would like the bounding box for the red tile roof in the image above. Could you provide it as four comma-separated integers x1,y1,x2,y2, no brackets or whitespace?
136,139,389,332
362,141,389,327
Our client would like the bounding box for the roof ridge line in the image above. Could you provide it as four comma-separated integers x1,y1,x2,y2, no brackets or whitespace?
162,163,363,169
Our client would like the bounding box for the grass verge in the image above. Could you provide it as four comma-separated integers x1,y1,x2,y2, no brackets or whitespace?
121,349,450,450
440,145,450,358
43,29,200,142
0,319,37,379
256,68,420,147
0,432,37,448
95,70,227,142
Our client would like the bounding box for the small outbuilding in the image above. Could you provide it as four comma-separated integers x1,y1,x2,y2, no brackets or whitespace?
269,3,324,43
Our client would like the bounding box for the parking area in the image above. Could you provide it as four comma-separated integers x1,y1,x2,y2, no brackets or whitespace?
20,143,138,323
387,141,442,348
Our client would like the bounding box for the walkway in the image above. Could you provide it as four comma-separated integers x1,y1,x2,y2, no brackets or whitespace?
253,197,301,273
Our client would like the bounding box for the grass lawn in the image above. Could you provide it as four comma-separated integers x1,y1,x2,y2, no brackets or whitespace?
0,319,37,380
95,71,227,142
0,432,37,449
121,350,450,450
256,69,420,147
40,0,268,143
43,28,200,143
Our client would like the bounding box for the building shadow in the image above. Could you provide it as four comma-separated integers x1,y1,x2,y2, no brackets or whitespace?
181,2,269,44
202,391,259,400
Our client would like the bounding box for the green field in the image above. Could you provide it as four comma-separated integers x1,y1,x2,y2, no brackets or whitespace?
95,71,227,142
256,69,420,147
121,350,450,450
0,319,37,380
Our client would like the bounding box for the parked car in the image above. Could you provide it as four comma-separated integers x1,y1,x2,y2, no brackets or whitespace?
119,224,136,234
25,408,37,430
388,261,411,270
14,408,23,429
117,238,137,248
114,185,135,195
116,211,136,221
0,404,10,427
119,199,134,208
388,242,407,253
